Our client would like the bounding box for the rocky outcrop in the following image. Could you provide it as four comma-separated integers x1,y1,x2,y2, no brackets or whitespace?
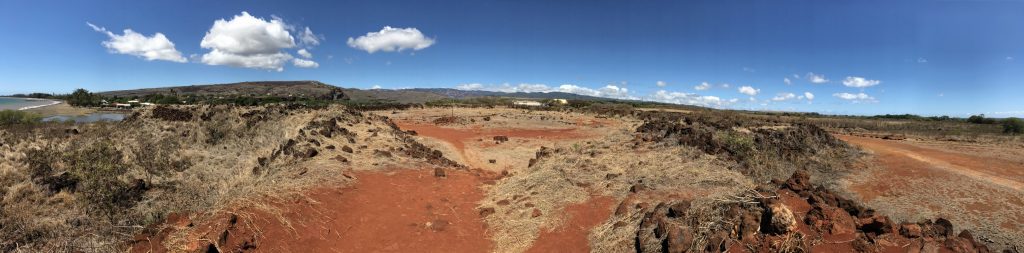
621,170,993,253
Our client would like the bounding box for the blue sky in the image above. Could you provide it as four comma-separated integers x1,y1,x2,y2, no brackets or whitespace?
0,0,1022,117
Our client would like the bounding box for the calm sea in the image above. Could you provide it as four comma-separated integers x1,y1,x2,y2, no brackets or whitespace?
0,97,58,110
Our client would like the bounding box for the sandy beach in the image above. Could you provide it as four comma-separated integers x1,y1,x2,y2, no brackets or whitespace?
23,101,96,116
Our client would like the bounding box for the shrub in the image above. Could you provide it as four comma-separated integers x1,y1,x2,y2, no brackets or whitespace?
967,114,997,124
63,141,139,215
0,110,40,126
1003,117,1024,134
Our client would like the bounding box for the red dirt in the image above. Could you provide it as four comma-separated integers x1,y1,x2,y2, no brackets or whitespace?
259,168,493,252
838,135,1024,191
838,134,1024,249
133,168,497,253
526,196,616,253
394,121,588,168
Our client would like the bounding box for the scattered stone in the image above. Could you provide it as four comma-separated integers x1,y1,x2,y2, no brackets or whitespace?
434,167,446,178
341,146,353,153
488,159,496,164
479,207,495,217
531,209,542,218
493,136,509,143
900,223,923,238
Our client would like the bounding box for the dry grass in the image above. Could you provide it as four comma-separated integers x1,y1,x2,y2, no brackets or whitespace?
0,104,423,252
480,127,755,253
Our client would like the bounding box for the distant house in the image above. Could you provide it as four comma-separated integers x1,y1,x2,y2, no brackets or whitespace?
127,100,140,104
140,102,155,106
513,100,544,107
114,103,132,109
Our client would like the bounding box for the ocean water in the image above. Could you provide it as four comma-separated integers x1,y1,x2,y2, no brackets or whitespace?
0,97,57,110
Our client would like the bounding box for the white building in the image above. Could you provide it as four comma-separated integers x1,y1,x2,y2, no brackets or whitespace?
513,100,543,107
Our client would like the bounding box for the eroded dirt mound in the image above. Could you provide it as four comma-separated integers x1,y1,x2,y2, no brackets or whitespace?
619,170,993,252
633,112,855,182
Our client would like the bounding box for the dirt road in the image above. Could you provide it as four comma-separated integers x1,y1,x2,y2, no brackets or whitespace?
837,135,1024,249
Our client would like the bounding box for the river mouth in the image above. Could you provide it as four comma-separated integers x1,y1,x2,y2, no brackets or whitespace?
42,113,125,123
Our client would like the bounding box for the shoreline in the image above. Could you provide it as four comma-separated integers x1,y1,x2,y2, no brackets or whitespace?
18,100,62,111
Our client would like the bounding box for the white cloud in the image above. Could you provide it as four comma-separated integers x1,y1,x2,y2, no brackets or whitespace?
917,57,928,63
738,86,760,96
694,82,711,91
297,48,312,58
86,22,186,62
452,82,636,99
299,27,321,46
648,90,733,107
598,85,631,98
455,83,484,90
806,72,829,84
833,92,876,102
742,67,756,73
656,81,667,87
371,85,382,89
771,92,796,101
842,76,881,88
1007,56,1015,61
804,92,815,100
720,83,730,88
292,58,318,68
783,77,792,85
347,26,435,53
199,12,298,71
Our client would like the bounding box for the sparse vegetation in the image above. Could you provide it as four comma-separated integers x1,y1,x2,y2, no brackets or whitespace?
0,110,40,126
1003,117,1024,134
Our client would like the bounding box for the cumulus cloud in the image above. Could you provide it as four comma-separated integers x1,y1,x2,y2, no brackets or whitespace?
804,92,815,100
598,85,630,98
694,82,711,91
720,83,731,88
371,85,382,89
784,77,792,85
297,49,313,58
656,81,667,87
833,92,876,102
87,22,186,62
806,72,829,84
199,12,298,71
842,76,881,88
771,93,797,101
917,57,928,63
647,90,731,107
347,26,435,53
292,58,318,68
738,86,760,96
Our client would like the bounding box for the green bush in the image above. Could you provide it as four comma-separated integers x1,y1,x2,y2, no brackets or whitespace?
67,88,100,107
1003,117,1024,134
0,110,40,126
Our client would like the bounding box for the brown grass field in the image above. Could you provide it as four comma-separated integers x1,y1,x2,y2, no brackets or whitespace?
1,104,1019,252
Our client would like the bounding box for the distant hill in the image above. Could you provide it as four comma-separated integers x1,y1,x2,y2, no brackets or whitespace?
97,81,620,104
99,81,346,100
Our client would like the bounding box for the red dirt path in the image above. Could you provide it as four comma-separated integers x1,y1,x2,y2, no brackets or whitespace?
526,196,616,253
252,168,495,252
